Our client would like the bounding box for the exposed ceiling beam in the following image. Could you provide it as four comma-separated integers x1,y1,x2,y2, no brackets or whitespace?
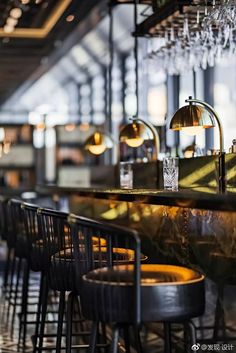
3,0,107,108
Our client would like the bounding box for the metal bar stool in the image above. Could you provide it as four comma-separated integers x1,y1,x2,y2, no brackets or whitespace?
21,202,48,353
0,196,11,293
38,208,136,353
37,207,92,353
192,236,236,342
6,199,44,351
69,214,205,353
23,203,75,353
4,198,30,346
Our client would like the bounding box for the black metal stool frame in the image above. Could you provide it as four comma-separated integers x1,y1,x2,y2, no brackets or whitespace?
69,214,142,353
69,214,204,353
37,207,107,353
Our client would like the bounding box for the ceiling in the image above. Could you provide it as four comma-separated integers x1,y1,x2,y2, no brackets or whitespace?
0,0,106,105
8,4,138,117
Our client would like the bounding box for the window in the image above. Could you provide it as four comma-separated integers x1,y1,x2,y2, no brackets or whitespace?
214,57,236,151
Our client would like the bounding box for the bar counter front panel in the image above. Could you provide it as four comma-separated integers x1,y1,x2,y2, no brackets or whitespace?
38,184,236,274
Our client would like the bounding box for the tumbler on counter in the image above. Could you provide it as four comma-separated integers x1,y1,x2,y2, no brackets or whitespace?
163,157,179,191
120,161,133,189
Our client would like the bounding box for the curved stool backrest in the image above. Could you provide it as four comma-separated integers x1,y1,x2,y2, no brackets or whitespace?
37,207,74,291
0,196,9,241
7,198,25,250
21,202,45,272
69,214,141,324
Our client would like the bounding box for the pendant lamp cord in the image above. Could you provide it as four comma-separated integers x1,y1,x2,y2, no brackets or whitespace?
134,0,139,117
108,2,113,133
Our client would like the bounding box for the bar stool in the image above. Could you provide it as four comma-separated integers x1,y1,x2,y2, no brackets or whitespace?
192,236,236,341
69,214,205,353
22,203,78,353
37,207,86,353
38,207,140,353
7,199,44,351
21,202,47,353
0,196,10,292
209,251,236,341
8,198,41,352
4,199,29,342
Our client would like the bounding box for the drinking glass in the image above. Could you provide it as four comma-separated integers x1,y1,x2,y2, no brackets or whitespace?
120,162,133,189
147,0,236,75
163,157,179,191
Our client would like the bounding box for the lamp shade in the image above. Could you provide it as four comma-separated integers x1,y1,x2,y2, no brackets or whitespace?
119,122,153,148
84,131,114,156
170,104,215,136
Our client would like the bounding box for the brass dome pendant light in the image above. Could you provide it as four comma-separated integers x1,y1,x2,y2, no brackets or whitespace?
170,96,225,193
119,0,160,161
84,3,114,156
85,131,113,156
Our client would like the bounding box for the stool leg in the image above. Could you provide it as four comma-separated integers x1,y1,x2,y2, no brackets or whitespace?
18,260,30,352
6,254,16,321
183,323,189,353
77,296,85,333
33,272,44,353
109,325,119,353
38,276,49,352
213,285,225,341
164,323,172,353
66,292,74,353
187,321,197,346
56,291,66,353
123,325,130,353
133,326,143,353
11,257,22,337
3,247,12,290
88,322,98,353
184,321,197,352
101,323,108,353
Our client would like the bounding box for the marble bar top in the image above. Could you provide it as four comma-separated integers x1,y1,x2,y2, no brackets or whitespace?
36,184,236,212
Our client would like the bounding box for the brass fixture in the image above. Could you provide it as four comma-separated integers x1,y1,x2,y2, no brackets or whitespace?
119,117,159,161
170,96,225,193
84,131,114,156
170,105,215,136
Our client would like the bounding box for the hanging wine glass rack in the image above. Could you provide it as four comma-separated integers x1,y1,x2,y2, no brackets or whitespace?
135,1,225,37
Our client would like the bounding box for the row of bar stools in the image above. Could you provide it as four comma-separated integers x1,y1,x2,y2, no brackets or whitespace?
69,214,206,353
3,200,96,353
1,198,64,352
1,199,206,353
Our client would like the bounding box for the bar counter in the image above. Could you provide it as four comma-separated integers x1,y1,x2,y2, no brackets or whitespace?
36,183,236,282
37,184,236,212
36,183,236,278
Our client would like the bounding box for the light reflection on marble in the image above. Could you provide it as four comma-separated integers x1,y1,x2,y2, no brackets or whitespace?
69,195,236,282
66,195,236,340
